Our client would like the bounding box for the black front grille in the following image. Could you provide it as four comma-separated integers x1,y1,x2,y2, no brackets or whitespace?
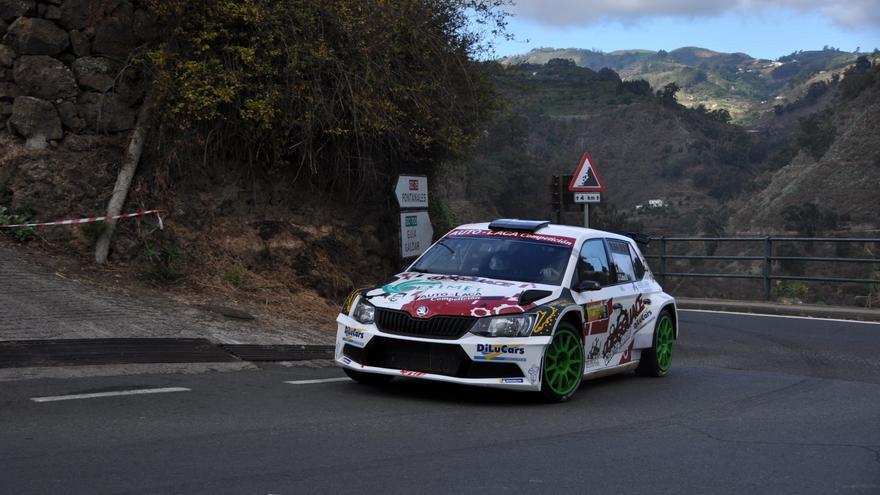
375,309,475,339
352,337,523,379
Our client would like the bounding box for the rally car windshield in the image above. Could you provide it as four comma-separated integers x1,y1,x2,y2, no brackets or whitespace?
410,235,572,285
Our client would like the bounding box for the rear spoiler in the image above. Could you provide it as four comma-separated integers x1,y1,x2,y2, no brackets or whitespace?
606,230,651,245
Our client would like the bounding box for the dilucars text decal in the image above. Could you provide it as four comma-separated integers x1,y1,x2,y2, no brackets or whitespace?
474,344,527,362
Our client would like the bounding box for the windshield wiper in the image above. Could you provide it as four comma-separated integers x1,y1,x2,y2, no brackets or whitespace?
436,239,455,255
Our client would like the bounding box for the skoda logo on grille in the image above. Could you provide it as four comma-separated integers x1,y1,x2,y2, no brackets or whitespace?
415,306,429,317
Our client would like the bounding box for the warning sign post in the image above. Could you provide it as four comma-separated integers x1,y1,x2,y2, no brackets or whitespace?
567,152,605,228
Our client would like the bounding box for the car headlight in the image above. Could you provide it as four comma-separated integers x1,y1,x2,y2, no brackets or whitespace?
352,299,375,324
470,314,536,338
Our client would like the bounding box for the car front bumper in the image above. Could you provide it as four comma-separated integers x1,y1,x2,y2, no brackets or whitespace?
335,314,550,391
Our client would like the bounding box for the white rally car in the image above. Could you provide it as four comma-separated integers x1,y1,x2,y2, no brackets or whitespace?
335,219,677,402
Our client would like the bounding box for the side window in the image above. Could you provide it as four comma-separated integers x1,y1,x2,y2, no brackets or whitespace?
607,240,637,283
576,239,611,286
630,245,646,280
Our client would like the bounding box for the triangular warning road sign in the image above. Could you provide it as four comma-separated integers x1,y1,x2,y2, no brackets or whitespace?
568,152,605,192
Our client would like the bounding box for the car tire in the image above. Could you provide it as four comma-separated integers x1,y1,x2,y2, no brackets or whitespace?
343,368,395,385
539,323,585,403
636,309,675,377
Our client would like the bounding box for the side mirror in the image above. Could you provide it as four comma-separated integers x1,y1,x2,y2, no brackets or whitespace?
574,280,601,292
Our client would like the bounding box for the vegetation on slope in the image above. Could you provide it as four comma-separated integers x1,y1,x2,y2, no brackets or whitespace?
145,0,509,194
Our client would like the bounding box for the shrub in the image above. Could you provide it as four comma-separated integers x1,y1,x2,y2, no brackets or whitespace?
0,206,37,243
223,266,244,287
796,111,836,160
145,243,181,280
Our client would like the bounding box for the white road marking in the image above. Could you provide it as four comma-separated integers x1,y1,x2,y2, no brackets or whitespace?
284,378,350,385
31,387,191,403
679,309,880,325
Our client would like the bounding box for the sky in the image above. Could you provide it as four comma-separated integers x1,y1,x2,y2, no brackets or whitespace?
491,0,880,60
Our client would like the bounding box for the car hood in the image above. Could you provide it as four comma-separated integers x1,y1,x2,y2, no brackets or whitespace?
364,272,559,318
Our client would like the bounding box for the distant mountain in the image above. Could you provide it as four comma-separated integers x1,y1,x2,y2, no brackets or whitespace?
502,47,870,123
439,57,880,237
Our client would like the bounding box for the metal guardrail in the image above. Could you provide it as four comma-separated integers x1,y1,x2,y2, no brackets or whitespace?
644,237,880,300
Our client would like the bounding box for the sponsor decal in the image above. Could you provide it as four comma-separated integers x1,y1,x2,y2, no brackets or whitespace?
528,365,540,384
530,294,576,336
341,288,366,314
474,343,527,362
499,378,525,384
634,310,654,330
469,303,524,318
446,229,576,248
586,300,609,322
408,179,419,191
602,294,647,364
400,370,426,377
342,357,352,365
382,279,443,294
585,337,602,369
586,299,614,336
415,305,429,317
343,326,367,348
618,343,633,365
532,306,559,335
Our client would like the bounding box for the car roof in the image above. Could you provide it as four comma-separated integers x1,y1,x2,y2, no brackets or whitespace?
452,222,635,244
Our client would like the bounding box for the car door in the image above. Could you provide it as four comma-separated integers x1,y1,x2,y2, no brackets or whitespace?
569,238,620,373
602,238,646,367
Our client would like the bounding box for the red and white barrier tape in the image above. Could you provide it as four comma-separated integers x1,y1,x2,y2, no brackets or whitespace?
0,209,164,230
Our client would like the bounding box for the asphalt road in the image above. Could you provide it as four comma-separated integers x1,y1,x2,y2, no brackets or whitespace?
1,311,879,494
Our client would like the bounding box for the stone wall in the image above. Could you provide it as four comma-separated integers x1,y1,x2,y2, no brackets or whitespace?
1,0,151,150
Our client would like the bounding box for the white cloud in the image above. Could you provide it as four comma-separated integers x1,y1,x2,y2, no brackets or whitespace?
511,0,880,29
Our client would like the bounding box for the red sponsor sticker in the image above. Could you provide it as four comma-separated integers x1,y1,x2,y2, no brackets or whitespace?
409,179,419,191
400,370,426,377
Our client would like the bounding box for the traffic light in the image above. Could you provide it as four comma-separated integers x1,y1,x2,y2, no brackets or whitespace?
551,175,561,223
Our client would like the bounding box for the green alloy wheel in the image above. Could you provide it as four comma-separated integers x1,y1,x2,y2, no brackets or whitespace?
540,324,585,402
636,310,675,377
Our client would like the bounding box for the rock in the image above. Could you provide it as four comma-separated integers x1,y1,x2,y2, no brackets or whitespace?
23,133,47,149
0,43,14,66
0,18,7,37
0,0,34,22
58,0,91,29
56,51,73,65
72,56,116,92
91,3,134,57
8,95,62,142
3,17,68,55
44,5,59,20
0,100,11,114
68,29,88,56
0,80,20,98
13,55,77,99
77,92,135,132
132,8,155,42
115,66,145,105
35,2,42,16
55,99,83,131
